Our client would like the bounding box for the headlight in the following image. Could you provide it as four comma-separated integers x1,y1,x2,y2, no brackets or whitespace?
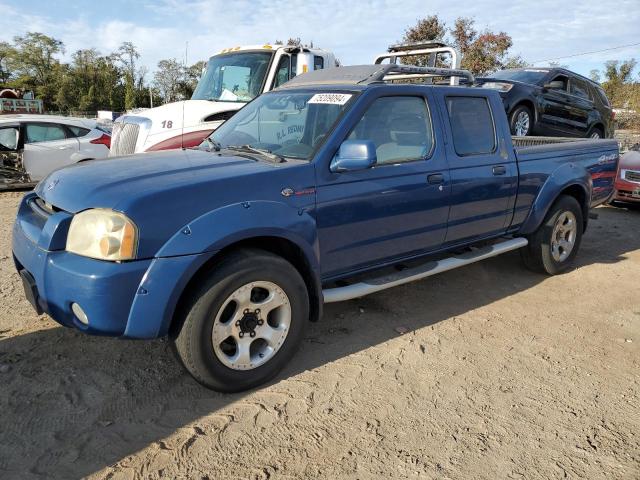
66,209,138,261
482,82,513,93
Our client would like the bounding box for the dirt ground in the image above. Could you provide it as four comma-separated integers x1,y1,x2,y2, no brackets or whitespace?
0,190,638,480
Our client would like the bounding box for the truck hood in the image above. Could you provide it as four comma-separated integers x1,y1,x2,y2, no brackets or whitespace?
36,149,279,214
36,149,314,258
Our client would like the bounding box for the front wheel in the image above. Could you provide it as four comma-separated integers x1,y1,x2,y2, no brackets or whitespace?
510,105,533,136
588,127,603,139
521,195,583,275
172,248,309,392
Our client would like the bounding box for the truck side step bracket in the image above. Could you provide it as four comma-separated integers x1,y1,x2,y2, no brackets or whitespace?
322,237,529,303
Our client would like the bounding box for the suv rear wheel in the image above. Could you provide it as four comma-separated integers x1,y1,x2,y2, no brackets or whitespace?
172,248,309,392
521,195,583,275
510,105,533,136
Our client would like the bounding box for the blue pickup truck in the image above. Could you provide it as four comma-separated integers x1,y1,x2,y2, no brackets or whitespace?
12,65,619,391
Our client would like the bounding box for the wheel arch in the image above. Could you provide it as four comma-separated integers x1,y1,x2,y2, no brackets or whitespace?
519,166,591,235
168,235,323,338
510,99,536,124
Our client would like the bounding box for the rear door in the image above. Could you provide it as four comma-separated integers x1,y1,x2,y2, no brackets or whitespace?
568,77,595,136
22,122,80,181
437,92,518,245
316,91,450,279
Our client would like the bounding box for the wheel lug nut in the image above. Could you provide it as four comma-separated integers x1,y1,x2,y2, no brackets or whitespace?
250,331,256,337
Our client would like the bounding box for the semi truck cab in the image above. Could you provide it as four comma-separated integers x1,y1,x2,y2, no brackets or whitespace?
109,45,337,155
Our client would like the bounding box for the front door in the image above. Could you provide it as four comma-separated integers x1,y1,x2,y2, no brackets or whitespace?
438,93,518,245
540,74,574,136
0,124,26,184
316,93,450,279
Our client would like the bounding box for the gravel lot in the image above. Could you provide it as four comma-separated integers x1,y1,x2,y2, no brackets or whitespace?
0,191,638,480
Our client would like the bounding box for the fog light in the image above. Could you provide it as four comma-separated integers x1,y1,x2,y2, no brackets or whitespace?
71,303,89,325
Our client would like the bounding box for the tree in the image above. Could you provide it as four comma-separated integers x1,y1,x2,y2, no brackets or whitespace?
182,60,206,98
117,41,140,85
154,58,184,103
589,69,601,83
601,59,637,108
10,32,64,107
402,15,525,75
0,41,16,84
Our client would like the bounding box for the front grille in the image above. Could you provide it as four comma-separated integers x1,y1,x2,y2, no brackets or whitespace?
624,170,640,183
110,122,140,156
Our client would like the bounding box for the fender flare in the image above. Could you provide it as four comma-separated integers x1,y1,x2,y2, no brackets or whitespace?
125,201,321,338
156,200,319,265
519,162,592,235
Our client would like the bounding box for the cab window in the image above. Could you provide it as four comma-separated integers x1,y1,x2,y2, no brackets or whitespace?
348,96,434,165
25,123,67,143
570,78,591,100
66,125,91,137
446,96,496,156
273,56,291,88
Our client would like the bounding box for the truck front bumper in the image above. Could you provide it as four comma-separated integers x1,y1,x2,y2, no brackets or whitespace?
12,193,212,338
13,217,153,335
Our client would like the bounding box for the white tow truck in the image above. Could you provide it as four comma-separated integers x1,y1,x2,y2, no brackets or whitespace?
109,41,460,155
110,44,338,155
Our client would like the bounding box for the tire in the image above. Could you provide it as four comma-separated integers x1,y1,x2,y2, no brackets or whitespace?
588,127,603,139
172,248,309,392
521,195,583,275
510,105,533,136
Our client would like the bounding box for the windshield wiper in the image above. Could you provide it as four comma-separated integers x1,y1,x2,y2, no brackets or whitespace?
226,145,286,163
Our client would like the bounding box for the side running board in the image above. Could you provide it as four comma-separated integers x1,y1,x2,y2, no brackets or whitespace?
322,237,528,303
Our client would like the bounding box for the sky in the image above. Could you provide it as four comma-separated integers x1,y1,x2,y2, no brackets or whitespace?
1,0,638,81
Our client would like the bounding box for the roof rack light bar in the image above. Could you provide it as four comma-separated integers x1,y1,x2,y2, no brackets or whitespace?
368,65,475,85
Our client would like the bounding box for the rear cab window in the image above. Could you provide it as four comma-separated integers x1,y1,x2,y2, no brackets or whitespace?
445,96,496,156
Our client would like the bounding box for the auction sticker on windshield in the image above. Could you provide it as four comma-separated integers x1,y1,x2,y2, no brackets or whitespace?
308,93,352,105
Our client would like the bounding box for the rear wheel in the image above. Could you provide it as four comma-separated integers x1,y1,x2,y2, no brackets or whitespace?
172,249,309,392
510,105,533,136
521,195,583,275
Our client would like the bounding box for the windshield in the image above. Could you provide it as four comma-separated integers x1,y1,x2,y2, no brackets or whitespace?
205,91,355,160
191,51,274,102
488,69,549,85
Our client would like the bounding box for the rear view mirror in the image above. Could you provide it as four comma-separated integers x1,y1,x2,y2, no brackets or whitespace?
544,80,565,90
330,140,377,173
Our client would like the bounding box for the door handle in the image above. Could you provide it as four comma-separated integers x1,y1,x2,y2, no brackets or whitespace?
427,173,444,185
492,165,507,176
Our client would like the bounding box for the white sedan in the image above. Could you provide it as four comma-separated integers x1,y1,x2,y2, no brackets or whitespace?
0,115,111,189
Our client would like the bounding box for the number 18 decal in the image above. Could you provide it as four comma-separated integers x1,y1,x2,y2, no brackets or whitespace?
161,120,173,128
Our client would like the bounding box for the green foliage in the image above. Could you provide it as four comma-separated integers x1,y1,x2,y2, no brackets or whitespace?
591,59,639,129
0,32,207,113
402,15,527,75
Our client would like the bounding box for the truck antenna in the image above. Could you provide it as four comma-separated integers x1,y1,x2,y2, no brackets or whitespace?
181,41,188,150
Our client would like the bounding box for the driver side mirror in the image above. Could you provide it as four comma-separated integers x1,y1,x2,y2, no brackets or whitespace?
330,140,377,173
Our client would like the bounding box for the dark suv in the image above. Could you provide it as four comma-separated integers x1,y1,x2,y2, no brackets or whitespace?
475,68,614,138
